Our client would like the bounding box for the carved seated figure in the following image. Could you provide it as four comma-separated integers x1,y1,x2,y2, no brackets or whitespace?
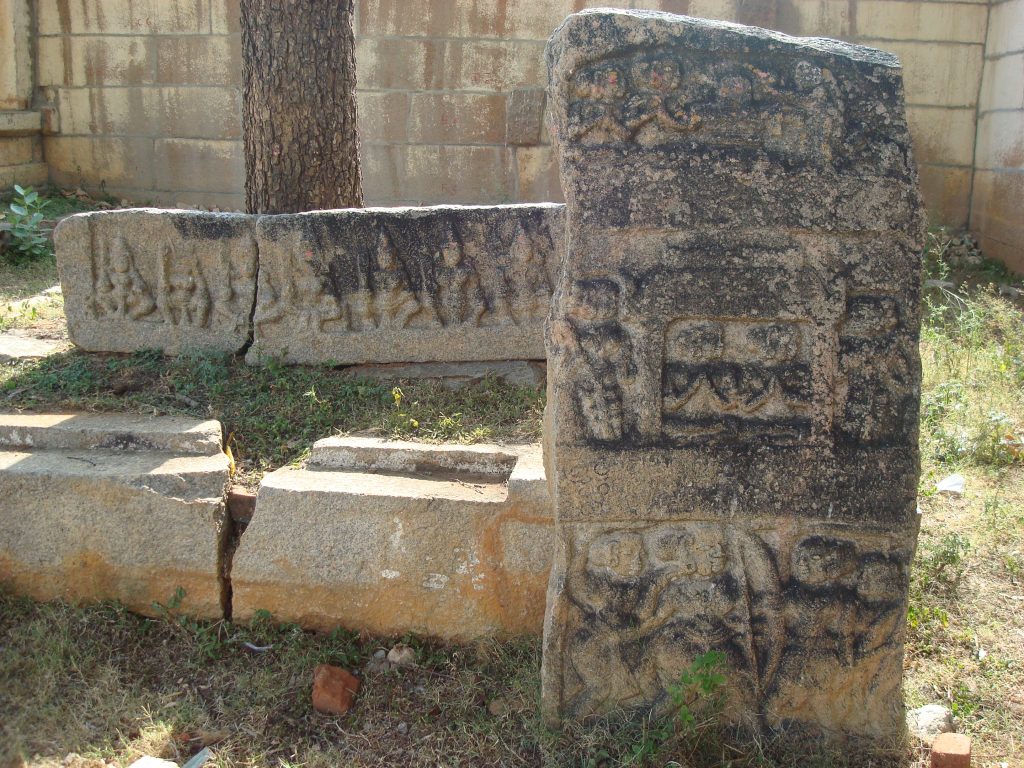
94,236,157,321
372,230,423,329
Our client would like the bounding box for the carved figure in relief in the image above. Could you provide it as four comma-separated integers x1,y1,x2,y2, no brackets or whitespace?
156,244,212,328
662,318,812,440
372,229,423,329
93,236,157,321
511,227,553,324
434,224,487,327
211,238,257,333
783,536,908,669
567,49,842,161
551,279,636,442
257,251,343,334
839,293,915,443
562,523,783,718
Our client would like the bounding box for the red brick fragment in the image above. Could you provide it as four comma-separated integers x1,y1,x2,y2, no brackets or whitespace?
226,485,257,523
312,664,360,716
930,732,971,768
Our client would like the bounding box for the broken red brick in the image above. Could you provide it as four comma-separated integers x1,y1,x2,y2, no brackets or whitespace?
312,664,360,716
226,485,257,524
931,732,971,768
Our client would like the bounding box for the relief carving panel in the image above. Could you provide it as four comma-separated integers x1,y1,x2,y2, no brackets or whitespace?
543,10,925,740
55,210,257,355
248,204,564,365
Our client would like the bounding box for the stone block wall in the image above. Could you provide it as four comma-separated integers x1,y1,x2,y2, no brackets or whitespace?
0,0,46,188
971,0,1024,272
9,0,1023,268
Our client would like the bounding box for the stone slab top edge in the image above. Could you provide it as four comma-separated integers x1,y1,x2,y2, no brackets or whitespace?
310,436,542,480
55,203,565,227
0,412,224,456
548,8,903,72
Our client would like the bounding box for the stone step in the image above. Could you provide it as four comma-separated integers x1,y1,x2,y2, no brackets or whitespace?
0,412,223,456
0,413,231,619
309,435,519,480
231,440,552,640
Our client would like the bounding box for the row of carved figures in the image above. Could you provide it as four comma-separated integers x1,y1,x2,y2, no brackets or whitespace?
255,226,553,334
92,236,255,331
90,226,554,334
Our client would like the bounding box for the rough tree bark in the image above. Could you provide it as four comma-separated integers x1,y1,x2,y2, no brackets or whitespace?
241,0,363,214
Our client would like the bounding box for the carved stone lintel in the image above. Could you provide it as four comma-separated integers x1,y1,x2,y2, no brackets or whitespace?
56,209,258,355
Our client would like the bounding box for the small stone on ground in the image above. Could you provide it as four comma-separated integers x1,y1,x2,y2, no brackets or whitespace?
386,644,417,667
126,758,180,768
907,704,956,742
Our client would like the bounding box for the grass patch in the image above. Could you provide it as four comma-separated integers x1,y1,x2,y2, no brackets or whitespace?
904,230,1024,766
0,593,912,768
0,351,545,485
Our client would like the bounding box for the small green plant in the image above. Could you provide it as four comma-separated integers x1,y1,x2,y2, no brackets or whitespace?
624,651,728,765
916,532,971,597
1,185,52,264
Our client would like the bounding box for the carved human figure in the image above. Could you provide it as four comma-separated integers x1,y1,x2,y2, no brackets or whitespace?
784,537,859,664
291,252,343,332
93,236,157,321
157,245,212,327
511,228,552,324
435,224,487,327
563,524,783,718
372,229,422,329
211,239,257,333
550,279,636,442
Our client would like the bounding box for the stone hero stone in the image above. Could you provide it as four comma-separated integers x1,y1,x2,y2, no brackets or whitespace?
246,204,564,365
56,209,258,355
541,10,925,739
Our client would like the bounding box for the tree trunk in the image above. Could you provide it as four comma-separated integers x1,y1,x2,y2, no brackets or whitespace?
241,0,363,214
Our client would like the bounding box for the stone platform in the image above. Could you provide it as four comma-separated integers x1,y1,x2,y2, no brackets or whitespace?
231,437,553,639
0,413,231,618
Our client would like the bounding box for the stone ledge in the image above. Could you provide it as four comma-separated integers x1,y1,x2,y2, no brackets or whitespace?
0,412,224,455
0,413,231,619
0,111,41,137
231,438,553,639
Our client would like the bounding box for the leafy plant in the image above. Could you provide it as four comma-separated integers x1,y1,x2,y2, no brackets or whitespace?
0,185,52,264
624,651,728,765
916,532,971,597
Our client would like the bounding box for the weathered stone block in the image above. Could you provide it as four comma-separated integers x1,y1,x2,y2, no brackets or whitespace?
0,413,230,618
542,10,925,739
507,88,547,145
231,438,553,639
247,204,563,365
56,209,257,355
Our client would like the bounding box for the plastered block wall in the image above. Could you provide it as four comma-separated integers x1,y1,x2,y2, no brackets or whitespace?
25,0,996,234
971,0,1024,272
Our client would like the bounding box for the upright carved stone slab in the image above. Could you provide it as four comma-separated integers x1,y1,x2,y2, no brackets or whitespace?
542,11,925,739
56,209,258,355
246,204,564,365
